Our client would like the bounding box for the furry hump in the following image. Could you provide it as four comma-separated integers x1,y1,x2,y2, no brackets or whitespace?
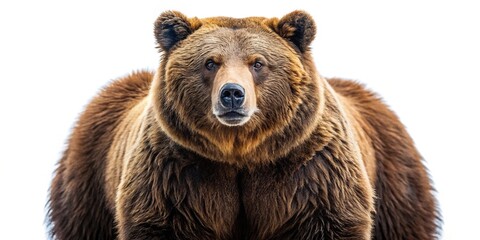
47,10,440,240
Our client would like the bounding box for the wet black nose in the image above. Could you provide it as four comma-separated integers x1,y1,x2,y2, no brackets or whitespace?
220,83,245,109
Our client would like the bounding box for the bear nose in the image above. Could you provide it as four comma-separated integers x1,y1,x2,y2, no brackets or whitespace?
220,83,245,109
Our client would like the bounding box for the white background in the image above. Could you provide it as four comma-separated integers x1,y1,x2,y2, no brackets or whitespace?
1,1,479,239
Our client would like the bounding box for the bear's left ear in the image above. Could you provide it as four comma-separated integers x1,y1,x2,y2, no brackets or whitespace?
154,11,201,52
269,11,316,53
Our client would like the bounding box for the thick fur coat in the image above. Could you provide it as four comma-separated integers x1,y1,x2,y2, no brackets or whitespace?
48,11,440,240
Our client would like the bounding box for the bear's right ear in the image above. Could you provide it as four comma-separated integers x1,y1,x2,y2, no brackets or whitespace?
154,11,201,52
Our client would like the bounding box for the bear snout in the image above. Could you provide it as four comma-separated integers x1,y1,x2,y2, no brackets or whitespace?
220,83,245,109
213,83,255,127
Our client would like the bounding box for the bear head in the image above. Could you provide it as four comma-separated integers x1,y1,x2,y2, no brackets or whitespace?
150,11,324,167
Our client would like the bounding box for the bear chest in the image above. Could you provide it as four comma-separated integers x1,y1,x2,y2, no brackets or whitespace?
163,155,328,239
238,161,328,239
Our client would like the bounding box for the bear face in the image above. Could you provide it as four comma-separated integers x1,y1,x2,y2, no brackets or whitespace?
151,11,323,167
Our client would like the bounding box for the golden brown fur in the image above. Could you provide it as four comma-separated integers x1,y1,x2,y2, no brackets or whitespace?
48,10,440,240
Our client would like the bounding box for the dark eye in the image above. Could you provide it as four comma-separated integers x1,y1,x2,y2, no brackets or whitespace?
253,61,263,71
205,59,216,71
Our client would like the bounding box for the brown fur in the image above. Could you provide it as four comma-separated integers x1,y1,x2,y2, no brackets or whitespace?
48,10,440,240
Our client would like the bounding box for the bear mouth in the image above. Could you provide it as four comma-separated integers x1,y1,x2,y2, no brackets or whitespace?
220,111,246,118
216,110,250,126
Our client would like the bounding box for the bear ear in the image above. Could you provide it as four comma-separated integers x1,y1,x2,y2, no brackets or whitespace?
271,11,316,53
154,11,201,52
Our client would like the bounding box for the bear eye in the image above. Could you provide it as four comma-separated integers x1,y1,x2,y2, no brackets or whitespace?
205,59,216,71
253,61,263,71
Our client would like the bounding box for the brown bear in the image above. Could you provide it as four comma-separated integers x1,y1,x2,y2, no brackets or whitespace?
48,10,440,240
